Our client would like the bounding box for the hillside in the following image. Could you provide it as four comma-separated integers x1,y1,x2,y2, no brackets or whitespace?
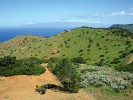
0,63,94,100
109,24,133,32
0,27,133,67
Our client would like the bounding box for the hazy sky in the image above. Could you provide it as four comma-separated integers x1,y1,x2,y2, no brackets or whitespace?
0,0,133,27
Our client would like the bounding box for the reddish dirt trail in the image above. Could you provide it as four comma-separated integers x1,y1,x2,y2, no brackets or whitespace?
0,64,94,100
127,54,133,64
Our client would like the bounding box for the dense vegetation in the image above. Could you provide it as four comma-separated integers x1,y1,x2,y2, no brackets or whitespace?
48,58,80,93
0,56,45,76
116,62,133,73
80,64,133,92
47,57,133,93
71,57,86,64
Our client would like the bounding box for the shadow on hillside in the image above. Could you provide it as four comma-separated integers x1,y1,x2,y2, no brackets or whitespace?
35,84,65,94
44,84,64,90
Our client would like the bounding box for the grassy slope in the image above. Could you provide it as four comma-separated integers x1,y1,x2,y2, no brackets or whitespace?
0,27,133,67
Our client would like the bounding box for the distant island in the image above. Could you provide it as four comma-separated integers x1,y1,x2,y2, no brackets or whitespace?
110,23,133,32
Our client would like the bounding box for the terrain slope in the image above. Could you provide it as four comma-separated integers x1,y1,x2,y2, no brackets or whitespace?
0,64,94,100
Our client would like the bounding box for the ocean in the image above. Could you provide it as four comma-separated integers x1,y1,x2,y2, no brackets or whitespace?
0,27,73,42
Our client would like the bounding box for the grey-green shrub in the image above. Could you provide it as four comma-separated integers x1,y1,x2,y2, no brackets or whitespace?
80,64,133,92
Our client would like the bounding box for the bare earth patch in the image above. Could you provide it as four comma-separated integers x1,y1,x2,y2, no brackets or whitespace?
0,64,94,100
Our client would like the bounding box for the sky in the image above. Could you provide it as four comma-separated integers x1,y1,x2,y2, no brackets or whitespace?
0,0,133,28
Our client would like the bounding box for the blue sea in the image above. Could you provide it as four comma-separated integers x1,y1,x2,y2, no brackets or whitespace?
0,27,73,42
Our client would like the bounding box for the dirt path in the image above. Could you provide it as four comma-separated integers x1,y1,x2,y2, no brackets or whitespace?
127,54,133,64
0,64,94,100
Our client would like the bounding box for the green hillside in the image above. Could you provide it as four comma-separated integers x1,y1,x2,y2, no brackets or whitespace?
0,27,133,67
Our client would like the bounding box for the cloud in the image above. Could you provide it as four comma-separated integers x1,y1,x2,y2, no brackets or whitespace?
110,11,133,16
54,19,101,24
67,8,133,19
110,11,126,16
66,14,102,19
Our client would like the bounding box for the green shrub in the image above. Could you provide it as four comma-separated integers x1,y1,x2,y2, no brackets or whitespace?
0,57,45,76
110,60,121,64
71,57,86,64
96,43,100,47
0,56,16,67
119,52,130,58
48,57,58,72
48,58,80,93
101,36,104,38
115,63,133,72
99,55,104,57
87,44,91,48
79,49,83,53
95,61,104,66
35,85,47,94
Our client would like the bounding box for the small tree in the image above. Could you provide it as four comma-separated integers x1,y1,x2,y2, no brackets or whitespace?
0,56,16,67
48,58,80,93
71,57,86,64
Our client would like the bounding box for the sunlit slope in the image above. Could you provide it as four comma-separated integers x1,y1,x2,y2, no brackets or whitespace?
0,27,133,67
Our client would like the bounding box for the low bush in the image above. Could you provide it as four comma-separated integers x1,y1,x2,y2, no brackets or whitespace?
80,65,133,92
71,57,86,64
99,55,104,57
79,49,83,53
0,56,45,76
48,58,80,93
35,85,47,94
115,63,133,72
0,56,16,67
95,61,105,66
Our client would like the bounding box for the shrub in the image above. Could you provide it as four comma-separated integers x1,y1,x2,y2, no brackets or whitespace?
110,60,121,64
79,49,83,53
0,56,16,67
96,43,100,47
35,85,47,94
115,63,133,72
80,65,133,92
125,41,131,45
66,45,70,48
87,44,91,48
119,52,130,58
118,51,124,53
48,58,80,93
95,61,104,66
101,36,104,38
98,47,102,50
48,57,58,72
89,39,93,43
80,54,83,56
64,41,68,45
67,39,70,41
71,57,86,64
106,39,109,41
87,49,90,51
99,55,104,57
57,50,60,53
0,57,45,76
